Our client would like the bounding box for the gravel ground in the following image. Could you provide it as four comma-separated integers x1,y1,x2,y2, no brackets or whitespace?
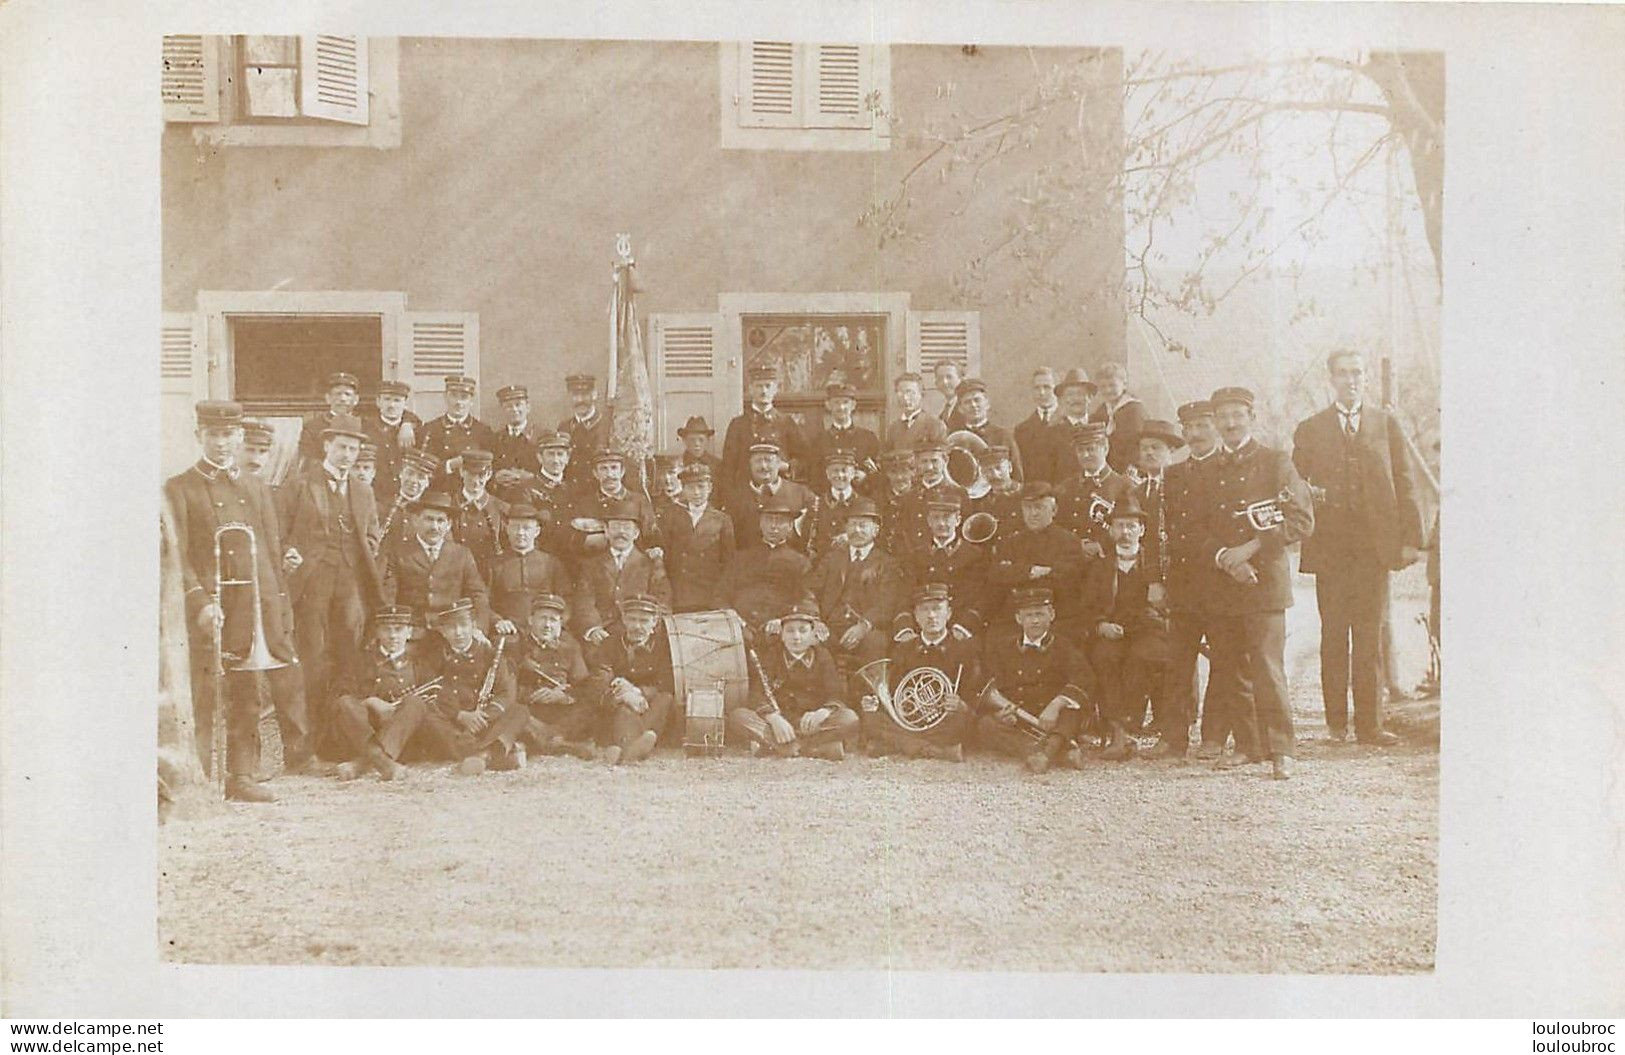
159,576,1438,973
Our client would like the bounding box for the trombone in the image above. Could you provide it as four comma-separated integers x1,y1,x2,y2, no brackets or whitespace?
210,523,287,796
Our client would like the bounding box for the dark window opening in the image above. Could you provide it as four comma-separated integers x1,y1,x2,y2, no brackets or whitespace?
232,315,382,415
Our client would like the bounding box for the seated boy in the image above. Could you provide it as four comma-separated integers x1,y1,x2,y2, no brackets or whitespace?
978,587,1095,773
329,604,439,782
416,598,528,774
585,594,674,765
861,584,977,761
514,593,605,760
1081,503,1170,760
728,601,858,761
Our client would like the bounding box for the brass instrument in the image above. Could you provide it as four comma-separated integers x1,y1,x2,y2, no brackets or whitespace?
1233,487,1294,531
945,429,991,499
961,510,999,545
855,658,962,734
210,523,287,795
1087,493,1115,527
388,674,443,704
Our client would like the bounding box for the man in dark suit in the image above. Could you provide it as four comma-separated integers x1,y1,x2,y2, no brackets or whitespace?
725,442,814,553
660,463,734,612
988,483,1088,643
490,384,545,502
359,379,420,503
558,374,612,494
1013,366,1061,484
883,372,948,456
1047,368,1097,483
809,497,905,687
584,594,676,764
276,411,383,758
931,360,969,432
729,601,859,761
486,503,573,634
953,377,1024,481
1088,361,1148,475
1292,351,1425,744
295,371,363,475
380,491,489,632
418,374,496,494
675,416,726,510
1202,386,1315,780
721,364,805,491
164,401,313,801
1080,503,1170,760
808,382,881,496
450,448,507,580
570,500,673,643
1055,422,1135,558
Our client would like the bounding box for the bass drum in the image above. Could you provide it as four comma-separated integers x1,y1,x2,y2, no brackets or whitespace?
662,609,750,753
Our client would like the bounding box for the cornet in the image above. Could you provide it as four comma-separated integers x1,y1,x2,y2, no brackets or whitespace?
1232,487,1294,531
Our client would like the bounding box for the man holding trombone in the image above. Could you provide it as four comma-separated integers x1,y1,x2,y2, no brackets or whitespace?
163,400,312,802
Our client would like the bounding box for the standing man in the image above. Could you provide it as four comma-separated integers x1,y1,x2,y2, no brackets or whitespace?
1048,368,1097,483
1055,422,1134,558
238,419,278,481
1088,362,1147,475
675,416,725,509
569,449,658,555
451,449,507,580
722,364,805,490
806,450,863,559
164,401,313,801
360,379,420,503
295,371,362,474
512,431,578,558
930,360,968,431
954,378,1024,481
277,411,382,759
1014,366,1061,484
559,374,611,493
884,372,948,455
895,498,988,637
969,444,1025,546
808,382,881,495
490,384,544,501
660,463,735,613
418,374,495,494
892,440,966,557
1131,419,1187,592
1292,350,1424,744
1202,386,1315,780
378,449,438,553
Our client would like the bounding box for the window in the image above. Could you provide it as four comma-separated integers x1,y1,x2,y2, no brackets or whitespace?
742,314,889,435
721,42,891,151
161,35,400,148
231,316,384,415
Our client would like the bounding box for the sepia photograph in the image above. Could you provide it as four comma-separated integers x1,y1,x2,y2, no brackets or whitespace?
153,33,1445,974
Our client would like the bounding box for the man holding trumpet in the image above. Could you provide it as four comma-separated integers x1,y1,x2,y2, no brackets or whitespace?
978,586,1095,774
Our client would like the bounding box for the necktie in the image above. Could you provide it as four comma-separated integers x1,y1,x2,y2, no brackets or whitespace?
1341,413,1357,438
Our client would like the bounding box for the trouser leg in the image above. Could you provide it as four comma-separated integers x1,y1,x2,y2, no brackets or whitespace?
799,705,860,750
1088,638,1128,728
1316,571,1352,734
329,696,376,759
1209,617,1263,759
1241,610,1295,760
222,669,264,777
872,708,969,753
1162,613,1203,748
1125,631,1169,731
608,691,673,749
1349,563,1387,738
374,694,427,760
727,707,775,750
262,663,311,762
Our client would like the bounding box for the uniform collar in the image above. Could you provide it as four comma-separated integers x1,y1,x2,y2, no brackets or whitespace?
1021,633,1052,651
783,649,814,669
574,407,600,426
194,456,238,481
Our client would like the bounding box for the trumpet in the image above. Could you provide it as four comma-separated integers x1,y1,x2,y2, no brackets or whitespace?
210,523,286,795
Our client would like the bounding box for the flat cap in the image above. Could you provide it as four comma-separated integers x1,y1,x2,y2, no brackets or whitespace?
504,502,543,523
1012,586,1054,610
1209,385,1255,409
430,597,476,622
241,418,275,445
748,442,782,457
321,413,369,442
842,496,881,521
912,582,952,605
780,600,821,624
459,448,494,471
746,363,779,382
955,378,988,398
1020,481,1056,502
1135,419,1185,449
399,449,439,475
677,463,713,483
378,379,411,398
565,374,597,392
1176,400,1214,424
443,374,477,395
1070,421,1109,445
529,593,567,615
825,382,858,401
372,604,415,628
617,593,665,616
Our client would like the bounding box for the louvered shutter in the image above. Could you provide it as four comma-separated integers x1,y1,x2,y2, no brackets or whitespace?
805,44,873,129
738,41,800,129
300,35,369,125
161,313,209,476
401,312,479,420
161,35,220,123
649,314,727,452
906,310,982,380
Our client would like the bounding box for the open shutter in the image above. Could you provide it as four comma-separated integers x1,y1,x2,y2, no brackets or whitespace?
805,44,873,129
907,310,982,380
161,35,219,123
402,312,479,421
650,314,727,453
300,35,369,125
738,41,800,129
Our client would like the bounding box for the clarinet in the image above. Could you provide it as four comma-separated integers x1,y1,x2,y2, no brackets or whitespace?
802,491,821,555
379,493,406,541
468,634,508,717
746,643,783,715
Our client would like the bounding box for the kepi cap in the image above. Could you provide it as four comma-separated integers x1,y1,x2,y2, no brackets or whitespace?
496,384,529,404
195,400,244,429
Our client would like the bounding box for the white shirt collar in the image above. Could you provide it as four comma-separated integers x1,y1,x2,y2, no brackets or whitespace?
538,469,564,485
920,630,949,647
1335,400,1363,417
829,485,854,503
418,536,443,558
849,542,873,563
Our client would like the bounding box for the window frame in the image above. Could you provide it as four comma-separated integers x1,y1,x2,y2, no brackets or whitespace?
720,41,893,152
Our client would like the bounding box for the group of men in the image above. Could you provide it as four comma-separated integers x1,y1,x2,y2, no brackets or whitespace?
163,349,1425,801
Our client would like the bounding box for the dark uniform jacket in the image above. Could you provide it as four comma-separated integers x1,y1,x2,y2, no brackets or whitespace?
332,640,441,706
1200,438,1315,614
893,477,968,557
1089,395,1147,475
418,414,497,492
889,631,984,704
571,547,673,636
809,424,882,494
721,406,806,490
659,503,735,612
1162,452,1221,614
1080,551,1168,639
897,537,989,633
1045,415,1094,482
1291,404,1423,573
434,637,516,722
558,409,612,491
380,535,489,629
1056,467,1135,553
490,421,545,495
588,631,675,696
276,465,383,608
883,410,947,455
726,477,815,552
513,630,598,703
749,643,844,719
1135,473,1171,584
719,542,815,630
570,486,660,553
804,487,863,559
359,407,423,501
879,486,916,556
513,472,579,557
809,543,905,636
677,452,727,510
162,460,299,663
988,524,1088,629
295,409,356,471
1013,407,1061,484
452,491,507,579
969,483,1025,546
982,630,1094,712
487,547,573,627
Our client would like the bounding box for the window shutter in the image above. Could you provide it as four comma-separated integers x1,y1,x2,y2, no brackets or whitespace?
805,44,873,129
402,312,479,420
649,313,726,452
907,310,982,379
161,35,220,123
300,35,370,125
738,41,800,129
161,312,207,397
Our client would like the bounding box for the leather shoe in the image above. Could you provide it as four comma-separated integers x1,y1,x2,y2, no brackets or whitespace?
810,741,846,762
1215,753,1260,770
926,743,965,763
1326,727,1350,743
487,745,521,772
1023,750,1050,774
285,755,338,777
1062,746,1087,770
600,745,624,766
334,761,367,782
1271,756,1294,780
1100,739,1137,762
366,744,404,781
623,730,658,764
1358,729,1402,747
456,755,487,776
225,776,276,803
